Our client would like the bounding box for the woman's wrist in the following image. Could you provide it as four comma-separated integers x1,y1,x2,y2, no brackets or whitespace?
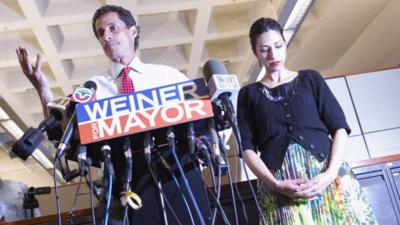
324,168,338,181
265,178,280,191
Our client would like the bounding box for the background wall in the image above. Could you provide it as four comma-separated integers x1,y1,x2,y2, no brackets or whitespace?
327,67,400,162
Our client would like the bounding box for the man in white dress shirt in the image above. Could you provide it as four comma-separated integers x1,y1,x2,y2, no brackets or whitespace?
16,5,211,225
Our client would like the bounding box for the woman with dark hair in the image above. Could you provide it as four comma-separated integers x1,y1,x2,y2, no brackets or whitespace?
238,17,378,225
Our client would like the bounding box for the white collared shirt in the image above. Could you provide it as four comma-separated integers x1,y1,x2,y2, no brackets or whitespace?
89,57,188,100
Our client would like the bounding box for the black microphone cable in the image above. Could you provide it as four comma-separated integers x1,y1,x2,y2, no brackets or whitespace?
78,145,88,177
199,136,219,187
198,136,223,225
144,132,183,225
67,145,98,225
85,156,98,225
187,123,195,156
156,151,196,225
54,136,78,225
53,140,82,225
53,148,63,225
75,144,97,224
226,111,267,225
217,92,266,225
122,137,133,225
219,137,244,225
55,111,76,160
168,127,206,225
186,124,214,225
68,174,84,225
101,144,113,225
196,137,217,188
53,111,79,223
196,137,217,192
218,108,249,225
191,152,231,225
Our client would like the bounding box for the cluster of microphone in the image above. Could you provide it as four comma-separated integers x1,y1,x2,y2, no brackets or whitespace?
13,59,239,177
11,80,97,182
11,59,242,225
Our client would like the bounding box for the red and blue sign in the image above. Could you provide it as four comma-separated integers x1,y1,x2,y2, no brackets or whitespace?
75,78,213,144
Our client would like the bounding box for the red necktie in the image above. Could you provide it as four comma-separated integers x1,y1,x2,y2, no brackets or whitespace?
121,66,135,94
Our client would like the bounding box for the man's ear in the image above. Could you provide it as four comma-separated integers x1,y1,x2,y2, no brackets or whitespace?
130,25,138,38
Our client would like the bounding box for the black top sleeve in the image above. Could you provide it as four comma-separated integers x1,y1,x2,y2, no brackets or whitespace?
310,70,351,136
237,86,257,153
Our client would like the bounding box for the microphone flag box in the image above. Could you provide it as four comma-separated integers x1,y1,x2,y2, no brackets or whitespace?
75,78,213,144
207,74,240,107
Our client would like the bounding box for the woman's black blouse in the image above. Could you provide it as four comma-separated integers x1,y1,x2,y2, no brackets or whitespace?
237,69,351,170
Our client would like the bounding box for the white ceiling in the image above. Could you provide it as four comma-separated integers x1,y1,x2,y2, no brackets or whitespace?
1,0,400,187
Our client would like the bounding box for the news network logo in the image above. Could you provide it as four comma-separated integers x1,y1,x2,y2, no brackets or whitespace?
72,87,94,103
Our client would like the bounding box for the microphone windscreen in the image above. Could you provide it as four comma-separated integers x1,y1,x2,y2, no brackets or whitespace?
83,80,97,91
203,60,228,82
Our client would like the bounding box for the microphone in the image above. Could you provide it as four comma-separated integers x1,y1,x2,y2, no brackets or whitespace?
78,145,87,176
203,60,240,133
203,59,240,109
101,144,113,175
11,98,70,160
203,59,240,137
120,136,143,210
12,81,96,177
11,125,50,160
70,80,97,103
58,144,89,182
56,112,76,158
46,97,70,128
46,80,97,130
83,80,97,92
143,132,152,163
122,137,133,192
56,81,97,158
208,119,228,176
187,123,195,156
194,137,211,167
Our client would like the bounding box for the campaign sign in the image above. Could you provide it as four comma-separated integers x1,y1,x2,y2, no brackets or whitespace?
76,78,213,144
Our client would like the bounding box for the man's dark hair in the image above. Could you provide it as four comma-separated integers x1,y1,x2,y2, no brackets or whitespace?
92,5,140,50
249,17,285,55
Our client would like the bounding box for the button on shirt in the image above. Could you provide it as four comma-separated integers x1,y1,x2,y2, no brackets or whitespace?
88,57,188,100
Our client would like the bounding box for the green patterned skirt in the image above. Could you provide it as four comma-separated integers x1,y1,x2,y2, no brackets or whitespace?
259,143,378,225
